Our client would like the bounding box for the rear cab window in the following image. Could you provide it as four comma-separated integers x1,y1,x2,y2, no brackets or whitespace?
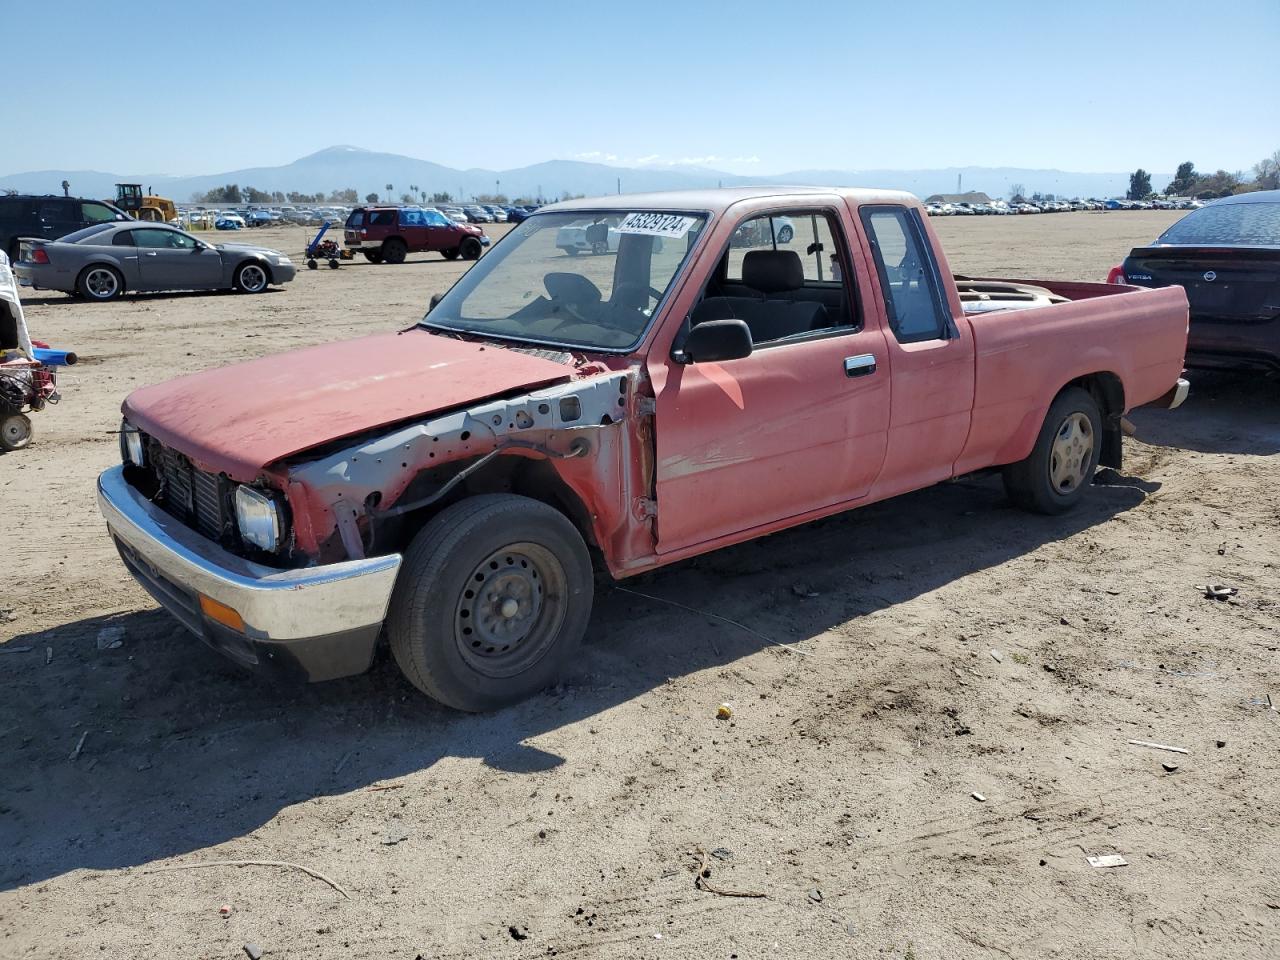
859,205,952,343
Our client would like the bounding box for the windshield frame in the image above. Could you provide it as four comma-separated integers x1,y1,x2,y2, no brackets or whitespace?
419,206,712,354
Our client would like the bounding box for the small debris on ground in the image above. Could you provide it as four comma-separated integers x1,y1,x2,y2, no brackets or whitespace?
243,944,263,960
68,730,88,762
1203,584,1237,601
219,904,232,918
0,608,16,623
710,847,733,861
1216,740,1227,748
1162,762,1179,773
96,626,125,650
972,792,987,802
381,828,409,846
791,583,819,598
1059,616,1073,627
1127,739,1189,755
716,703,733,720
508,925,529,941
990,650,1003,663
1086,854,1128,868
846,921,858,936
807,888,823,903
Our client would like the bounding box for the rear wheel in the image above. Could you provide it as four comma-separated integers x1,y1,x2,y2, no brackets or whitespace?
387,494,594,712
1003,386,1102,514
76,265,123,302
460,237,482,261
234,261,269,293
441,247,460,260
328,258,339,269
382,238,407,264
0,413,32,451
306,258,318,270
363,250,384,264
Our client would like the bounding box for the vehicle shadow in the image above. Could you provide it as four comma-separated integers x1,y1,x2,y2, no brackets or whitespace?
18,289,285,307
0,472,1153,891
1129,370,1280,455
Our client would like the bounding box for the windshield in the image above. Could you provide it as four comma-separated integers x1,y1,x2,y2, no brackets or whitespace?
1158,201,1280,246
422,210,706,351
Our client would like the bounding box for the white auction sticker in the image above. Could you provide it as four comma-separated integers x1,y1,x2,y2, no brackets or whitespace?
617,212,697,238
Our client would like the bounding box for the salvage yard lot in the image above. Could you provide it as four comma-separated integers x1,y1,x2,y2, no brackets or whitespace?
2,211,1278,959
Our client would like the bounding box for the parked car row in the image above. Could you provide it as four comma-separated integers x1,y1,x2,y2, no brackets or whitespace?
925,197,1205,216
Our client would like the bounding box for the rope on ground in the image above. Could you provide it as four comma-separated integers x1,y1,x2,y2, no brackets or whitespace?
690,847,767,899
144,859,351,899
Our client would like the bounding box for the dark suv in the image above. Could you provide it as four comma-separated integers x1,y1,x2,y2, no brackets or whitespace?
0,195,130,263
343,206,488,264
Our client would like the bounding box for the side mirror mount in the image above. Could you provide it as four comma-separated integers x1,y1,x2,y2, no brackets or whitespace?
428,292,443,312
676,319,753,364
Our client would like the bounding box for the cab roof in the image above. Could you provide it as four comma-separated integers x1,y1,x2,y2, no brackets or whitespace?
542,185,919,215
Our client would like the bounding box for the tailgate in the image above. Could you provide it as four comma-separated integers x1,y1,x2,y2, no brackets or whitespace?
1123,246,1280,323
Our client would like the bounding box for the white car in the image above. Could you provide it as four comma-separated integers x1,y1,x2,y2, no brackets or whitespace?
215,212,247,229
556,219,622,255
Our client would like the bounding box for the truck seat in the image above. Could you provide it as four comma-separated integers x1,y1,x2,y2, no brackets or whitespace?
689,295,825,344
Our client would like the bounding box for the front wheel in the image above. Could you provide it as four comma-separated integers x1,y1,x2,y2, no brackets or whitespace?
1003,386,1102,515
460,238,482,261
386,494,594,712
234,261,269,293
441,247,460,260
0,413,32,451
362,250,384,264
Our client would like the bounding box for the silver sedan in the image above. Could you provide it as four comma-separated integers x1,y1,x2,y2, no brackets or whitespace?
13,222,295,301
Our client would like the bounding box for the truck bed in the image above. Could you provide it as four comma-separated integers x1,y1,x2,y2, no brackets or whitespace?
953,280,1189,474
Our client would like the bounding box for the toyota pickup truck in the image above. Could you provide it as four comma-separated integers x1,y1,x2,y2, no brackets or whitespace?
98,187,1190,711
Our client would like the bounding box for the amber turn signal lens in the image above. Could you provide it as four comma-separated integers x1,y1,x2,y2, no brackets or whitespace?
199,594,246,632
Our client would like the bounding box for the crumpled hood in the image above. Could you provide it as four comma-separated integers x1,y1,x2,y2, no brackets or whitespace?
123,330,573,480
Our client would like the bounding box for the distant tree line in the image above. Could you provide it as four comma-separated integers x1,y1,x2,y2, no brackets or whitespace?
1128,149,1280,201
190,185,360,204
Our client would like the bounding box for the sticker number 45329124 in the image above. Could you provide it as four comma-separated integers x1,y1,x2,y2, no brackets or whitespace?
617,212,698,238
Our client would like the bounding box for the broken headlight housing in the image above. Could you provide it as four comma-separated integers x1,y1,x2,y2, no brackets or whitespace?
234,485,284,552
120,420,145,467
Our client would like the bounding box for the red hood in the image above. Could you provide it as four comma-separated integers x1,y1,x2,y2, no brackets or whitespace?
123,330,573,480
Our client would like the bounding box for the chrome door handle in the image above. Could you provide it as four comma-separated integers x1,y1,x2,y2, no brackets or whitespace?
844,354,877,377
144,251,157,256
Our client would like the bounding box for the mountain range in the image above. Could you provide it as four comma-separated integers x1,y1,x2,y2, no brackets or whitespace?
0,146,1172,202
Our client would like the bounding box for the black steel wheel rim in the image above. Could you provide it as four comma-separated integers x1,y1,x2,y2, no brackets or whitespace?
453,542,567,678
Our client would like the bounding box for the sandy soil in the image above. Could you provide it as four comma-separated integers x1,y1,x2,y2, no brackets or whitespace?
2,211,1278,960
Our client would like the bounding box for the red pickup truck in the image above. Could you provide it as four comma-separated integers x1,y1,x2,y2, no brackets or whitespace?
99,187,1189,711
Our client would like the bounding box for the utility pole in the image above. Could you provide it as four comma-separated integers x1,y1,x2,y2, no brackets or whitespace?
496,179,501,199
616,177,620,195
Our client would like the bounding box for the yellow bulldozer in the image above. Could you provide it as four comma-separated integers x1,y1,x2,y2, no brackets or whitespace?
111,183,177,223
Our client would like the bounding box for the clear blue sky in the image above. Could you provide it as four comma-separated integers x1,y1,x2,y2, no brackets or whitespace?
4,0,1277,176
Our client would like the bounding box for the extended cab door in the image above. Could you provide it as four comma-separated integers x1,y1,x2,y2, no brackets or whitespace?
650,206,891,554
853,204,975,497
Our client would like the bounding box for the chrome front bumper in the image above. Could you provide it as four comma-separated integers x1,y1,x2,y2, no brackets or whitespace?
97,466,402,680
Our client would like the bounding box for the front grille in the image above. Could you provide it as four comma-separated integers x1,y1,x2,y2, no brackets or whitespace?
154,445,235,546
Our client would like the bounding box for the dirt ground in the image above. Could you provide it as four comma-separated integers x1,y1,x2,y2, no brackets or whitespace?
2,211,1278,960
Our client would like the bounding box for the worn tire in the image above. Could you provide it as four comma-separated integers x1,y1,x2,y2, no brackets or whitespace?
460,237,482,261
306,258,318,270
76,264,124,301
776,225,794,243
386,494,593,712
1003,386,1102,515
441,247,460,260
382,237,407,264
362,250,384,264
0,413,32,451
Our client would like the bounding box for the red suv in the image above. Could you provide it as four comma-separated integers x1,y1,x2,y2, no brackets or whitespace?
344,206,488,264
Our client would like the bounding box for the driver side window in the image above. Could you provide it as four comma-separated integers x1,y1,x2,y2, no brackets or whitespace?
133,228,194,249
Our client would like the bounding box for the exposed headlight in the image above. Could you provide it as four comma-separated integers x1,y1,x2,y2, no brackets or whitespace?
235,485,284,551
120,420,145,466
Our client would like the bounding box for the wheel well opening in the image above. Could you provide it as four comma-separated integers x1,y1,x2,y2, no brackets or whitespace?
1064,372,1124,468
381,454,602,568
